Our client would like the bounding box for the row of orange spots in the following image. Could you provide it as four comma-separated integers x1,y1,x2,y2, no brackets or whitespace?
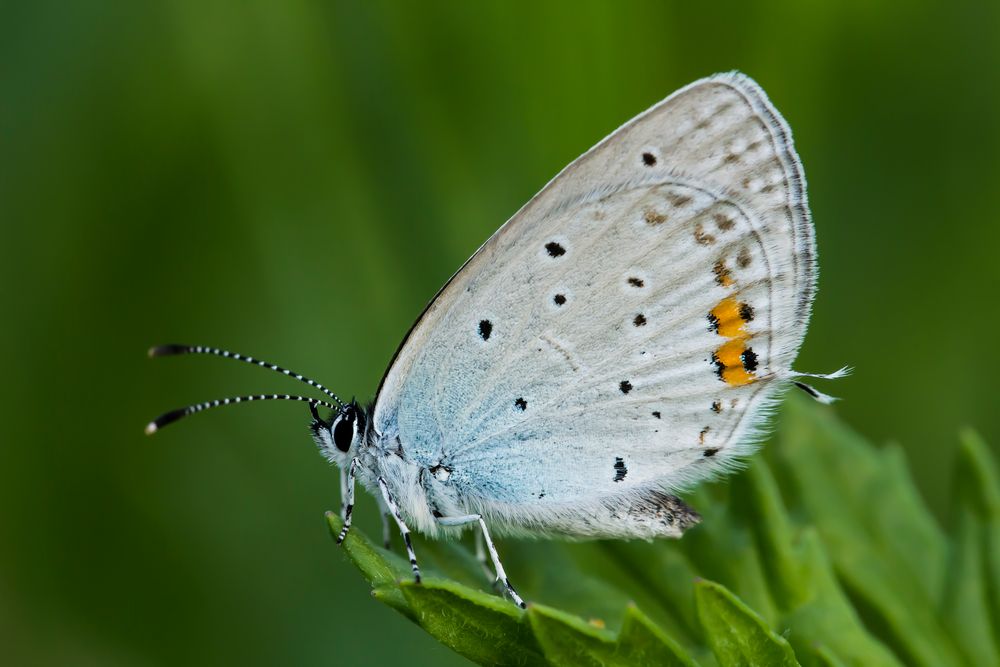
709,296,757,387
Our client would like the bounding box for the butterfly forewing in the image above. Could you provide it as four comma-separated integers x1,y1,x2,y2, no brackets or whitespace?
373,73,814,536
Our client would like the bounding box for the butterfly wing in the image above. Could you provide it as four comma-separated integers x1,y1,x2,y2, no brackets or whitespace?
372,72,814,537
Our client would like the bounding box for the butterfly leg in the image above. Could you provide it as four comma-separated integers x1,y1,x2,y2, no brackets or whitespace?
335,457,358,544
339,466,349,521
473,531,502,589
438,514,525,608
474,531,491,577
377,477,421,583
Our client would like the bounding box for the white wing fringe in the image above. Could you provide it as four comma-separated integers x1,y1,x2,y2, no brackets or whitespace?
786,366,851,404
795,366,852,380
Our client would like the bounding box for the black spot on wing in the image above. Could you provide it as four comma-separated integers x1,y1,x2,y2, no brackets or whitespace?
545,241,566,257
478,319,493,340
741,348,758,373
641,152,657,166
633,313,647,327
553,293,566,306
627,277,644,288
619,380,632,394
514,397,527,411
614,457,627,482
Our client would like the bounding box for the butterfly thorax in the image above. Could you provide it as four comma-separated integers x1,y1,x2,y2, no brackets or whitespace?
359,421,468,536
305,400,466,536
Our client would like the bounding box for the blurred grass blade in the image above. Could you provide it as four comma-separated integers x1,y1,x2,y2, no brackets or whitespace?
940,430,1000,665
731,460,806,609
735,458,902,666
773,400,963,666
779,529,902,667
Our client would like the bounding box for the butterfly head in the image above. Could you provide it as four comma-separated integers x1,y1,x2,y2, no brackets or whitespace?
310,399,367,463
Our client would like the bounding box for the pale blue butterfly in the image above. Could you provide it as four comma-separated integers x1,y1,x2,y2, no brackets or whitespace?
147,72,845,608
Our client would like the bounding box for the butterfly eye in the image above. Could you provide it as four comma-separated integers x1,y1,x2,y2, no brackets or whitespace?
332,407,357,453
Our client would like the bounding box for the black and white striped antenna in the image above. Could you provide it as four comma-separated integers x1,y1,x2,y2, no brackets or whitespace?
146,344,345,434
149,344,345,405
146,394,340,435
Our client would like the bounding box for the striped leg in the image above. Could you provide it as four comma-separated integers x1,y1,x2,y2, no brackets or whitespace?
438,514,525,608
335,458,358,544
378,477,421,583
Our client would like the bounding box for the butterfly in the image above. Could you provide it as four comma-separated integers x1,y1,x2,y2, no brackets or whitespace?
147,72,844,608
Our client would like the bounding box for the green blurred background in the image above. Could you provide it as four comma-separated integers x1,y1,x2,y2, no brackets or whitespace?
2,1,998,664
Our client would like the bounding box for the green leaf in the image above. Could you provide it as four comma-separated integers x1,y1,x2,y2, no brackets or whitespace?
526,602,699,667
694,579,799,667
325,511,413,619
616,604,700,667
527,604,620,666
325,399,1000,667
401,580,545,666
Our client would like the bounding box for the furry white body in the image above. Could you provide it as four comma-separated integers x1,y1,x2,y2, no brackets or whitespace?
320,72,820,544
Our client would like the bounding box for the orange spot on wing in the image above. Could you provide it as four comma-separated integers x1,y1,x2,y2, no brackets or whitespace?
716,338,745,367
710,297,747,338
722,366,755,386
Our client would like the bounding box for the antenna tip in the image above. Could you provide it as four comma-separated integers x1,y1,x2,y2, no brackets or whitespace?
149,344,189,358
145,421,159,435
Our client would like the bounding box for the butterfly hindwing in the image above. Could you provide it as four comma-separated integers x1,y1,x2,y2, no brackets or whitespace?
373,72,814,538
